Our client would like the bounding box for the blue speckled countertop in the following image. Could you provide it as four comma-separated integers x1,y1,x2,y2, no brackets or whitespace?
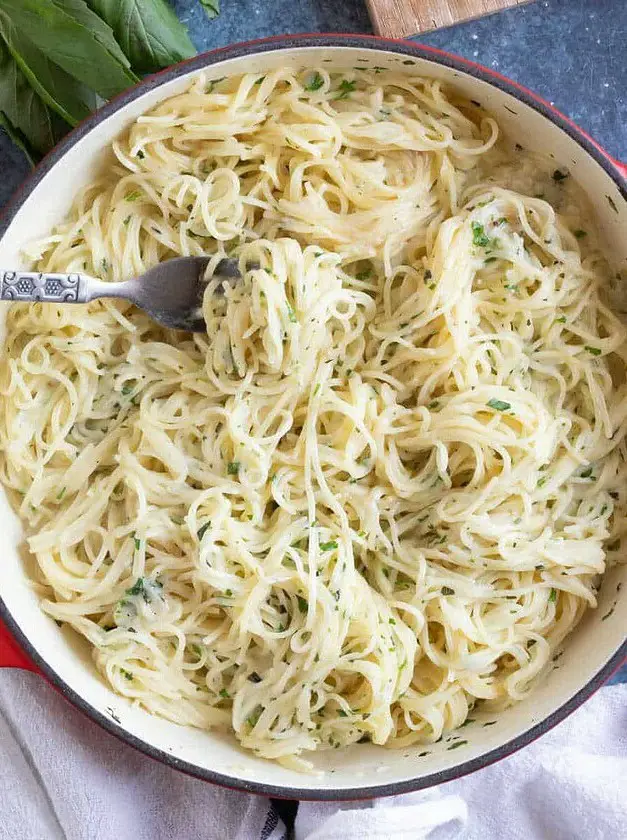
0,0,624,682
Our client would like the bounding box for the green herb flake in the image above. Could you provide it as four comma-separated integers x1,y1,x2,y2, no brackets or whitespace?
297,595,308,613
441,586,455,596
320,540,338,552
246,706,263,728
487,398,511,412
585,346,602,356
227,461,240,476
133,536,141,551
356,268,371,281
304,72,324,92
125,190,142,202
136,150,145,160
549,588,557,603
197,522,211,541
286,302,297,323
580,467,593,479
120,668,133,681
57,487,66,500
121,383,133,396
447,740,468,750
471,222,490,247
219,688,230,699
556,316,567,323
205,76,225,94
335,79,356,99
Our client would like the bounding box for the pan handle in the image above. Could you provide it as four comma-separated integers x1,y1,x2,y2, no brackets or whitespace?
0,616,40,672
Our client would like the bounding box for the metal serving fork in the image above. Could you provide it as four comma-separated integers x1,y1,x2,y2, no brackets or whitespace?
0,256,242,332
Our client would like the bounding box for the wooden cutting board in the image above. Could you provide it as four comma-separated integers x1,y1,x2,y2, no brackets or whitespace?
366,0,530,39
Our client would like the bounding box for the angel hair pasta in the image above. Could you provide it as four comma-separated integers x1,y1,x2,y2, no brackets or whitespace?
1,67,626,771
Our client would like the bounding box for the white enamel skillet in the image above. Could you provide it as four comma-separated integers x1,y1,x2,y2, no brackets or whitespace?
0,35,625,800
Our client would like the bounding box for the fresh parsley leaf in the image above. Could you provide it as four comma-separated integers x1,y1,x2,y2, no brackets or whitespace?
227,461,240,476
219,688,230,699
0,0,137,99
199,0,220,19
549,588,557,602
585,346,602,356
85,0,196,72
0,12,96,127
125,190,142,201
296,595,308,613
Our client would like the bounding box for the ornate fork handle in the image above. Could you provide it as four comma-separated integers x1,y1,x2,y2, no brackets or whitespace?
0,271,91,303
0,270,134,305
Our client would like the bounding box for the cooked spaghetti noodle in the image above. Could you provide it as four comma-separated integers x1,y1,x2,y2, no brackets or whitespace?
1,67,626,769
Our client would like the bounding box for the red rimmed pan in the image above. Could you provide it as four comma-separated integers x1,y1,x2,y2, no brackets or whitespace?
0,34,625,800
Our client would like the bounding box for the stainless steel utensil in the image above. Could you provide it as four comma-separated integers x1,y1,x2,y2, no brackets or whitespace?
0,256,241,331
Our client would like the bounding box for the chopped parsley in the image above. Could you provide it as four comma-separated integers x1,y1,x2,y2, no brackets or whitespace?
487,398,511,412
205,77,225,94
585,346,602,356
133,535,141,551
356,267,371,281
120,668,133,681
286,302,297,323
227,461,240,476
471,222,490,247
556,316,567,323
125,190,142,202
549,588,557,603
335,79,356,99
197,522,211,541
121,383,133,396
304,71,324,91
56,487,66,500
447,740,468,750
579,467,593,479
219,688,230,699
247,706,263,728
254,76,265,85
320,540,338,551
297,595,308,613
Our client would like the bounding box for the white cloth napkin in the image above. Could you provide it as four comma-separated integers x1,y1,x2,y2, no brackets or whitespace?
0,669,625,840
